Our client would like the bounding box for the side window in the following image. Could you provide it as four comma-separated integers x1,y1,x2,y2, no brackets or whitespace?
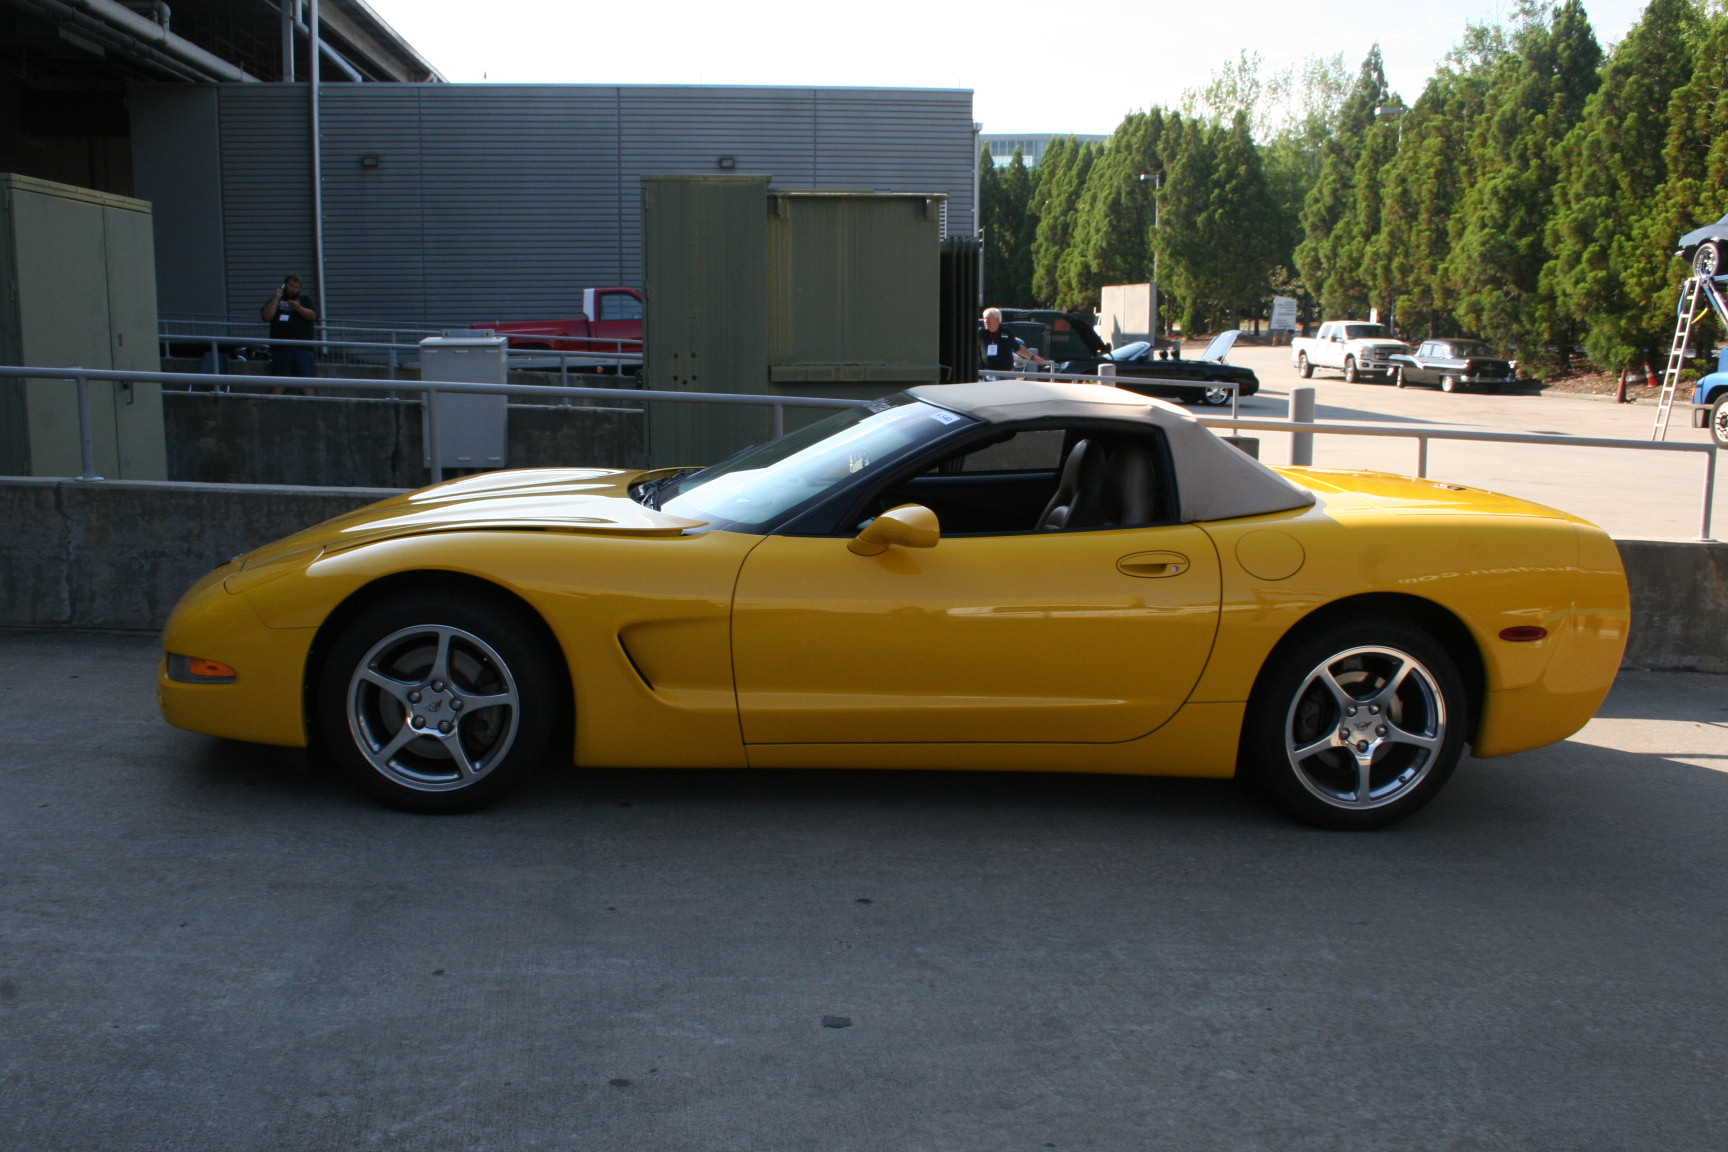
957,429,1065,472
598,293,643,322
859,425,1171,536
1418,343,1434,358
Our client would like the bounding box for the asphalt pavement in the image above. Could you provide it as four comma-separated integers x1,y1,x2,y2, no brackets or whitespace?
3,629,1726,1150
1211,345,1721,541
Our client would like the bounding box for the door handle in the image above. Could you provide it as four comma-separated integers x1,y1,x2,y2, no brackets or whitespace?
1117,551,1189,578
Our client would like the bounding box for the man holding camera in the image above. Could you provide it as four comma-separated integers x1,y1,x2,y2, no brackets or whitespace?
262,275,320,381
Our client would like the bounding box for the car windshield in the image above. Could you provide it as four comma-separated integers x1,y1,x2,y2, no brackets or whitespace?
1110,341,1152,360
655,397,978,532
1342,324,1392,340
1443,341,1495,357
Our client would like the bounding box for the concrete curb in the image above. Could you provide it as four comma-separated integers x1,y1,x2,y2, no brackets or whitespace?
1,478,1723,672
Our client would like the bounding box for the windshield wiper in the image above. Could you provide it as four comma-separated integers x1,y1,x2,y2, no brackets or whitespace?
633,469,696,510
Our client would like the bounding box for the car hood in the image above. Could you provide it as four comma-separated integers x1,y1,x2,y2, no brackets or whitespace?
1200,330,1240,362
233,468,702,570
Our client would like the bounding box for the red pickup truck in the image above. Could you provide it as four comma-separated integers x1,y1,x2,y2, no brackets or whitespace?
483,287,643,359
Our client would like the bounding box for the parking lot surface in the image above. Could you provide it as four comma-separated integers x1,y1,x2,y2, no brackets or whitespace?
1210,346,1721,541
3,629,1727,1150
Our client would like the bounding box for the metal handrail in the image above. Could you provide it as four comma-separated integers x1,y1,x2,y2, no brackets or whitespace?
0,364,867,485
1197,413,1719,542
7,362,1716,538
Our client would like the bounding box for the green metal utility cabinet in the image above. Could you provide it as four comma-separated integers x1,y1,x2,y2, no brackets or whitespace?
0,174,166,478
642,177,943,468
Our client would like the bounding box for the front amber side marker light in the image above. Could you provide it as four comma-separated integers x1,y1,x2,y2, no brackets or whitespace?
1498,626,1549,642
168,654,238,683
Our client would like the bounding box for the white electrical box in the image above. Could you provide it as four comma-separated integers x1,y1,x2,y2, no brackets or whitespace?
420,333,507,471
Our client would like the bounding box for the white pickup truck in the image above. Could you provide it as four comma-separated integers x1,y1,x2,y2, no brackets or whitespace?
1291,321,1412,383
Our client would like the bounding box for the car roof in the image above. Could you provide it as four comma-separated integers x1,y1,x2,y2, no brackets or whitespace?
909,379,1316,523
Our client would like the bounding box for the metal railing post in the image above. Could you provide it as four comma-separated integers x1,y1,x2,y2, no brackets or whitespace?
72,370,101,481
1289,385,1315,466
772,402,785,439
1098,362,1116,380
1417,437,1429,479
425,383,443,484
1701,446,1717,541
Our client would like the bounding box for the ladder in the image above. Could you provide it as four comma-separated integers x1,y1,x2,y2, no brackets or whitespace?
1653,275,1728,441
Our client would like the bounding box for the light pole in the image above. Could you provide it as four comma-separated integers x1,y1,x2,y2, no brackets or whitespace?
1139,173,1162,344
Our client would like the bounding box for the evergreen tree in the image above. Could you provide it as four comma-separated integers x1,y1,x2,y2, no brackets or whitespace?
1643,10,1728,353
1445,0,1601,358
979,146,1038,306
1544,0,1700,370
1294,46,1393,316
1156,113,1278,332
1064,111,1165,308
1031,138,1095,306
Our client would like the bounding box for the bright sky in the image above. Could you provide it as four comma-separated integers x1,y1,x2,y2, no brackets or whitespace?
363,0,1651,137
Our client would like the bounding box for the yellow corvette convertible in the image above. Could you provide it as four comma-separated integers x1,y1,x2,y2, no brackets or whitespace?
159,380,1628,829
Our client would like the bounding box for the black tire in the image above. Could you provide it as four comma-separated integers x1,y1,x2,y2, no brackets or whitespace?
1343,356,1359,383
1440,375,1460,393
1694,240,1722,280
1298,352,1313,379
1239,619,1468,830
1179,389,1206,405
1199,384,1233,407
1711,393,1728,450
315,589,563,813
1393,366,1406,388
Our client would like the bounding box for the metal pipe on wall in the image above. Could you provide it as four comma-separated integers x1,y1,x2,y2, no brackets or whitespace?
51,0,257,81
280,0,297,81
309,0,329,325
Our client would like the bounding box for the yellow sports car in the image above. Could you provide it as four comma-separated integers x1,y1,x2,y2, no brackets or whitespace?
159,380,1628,829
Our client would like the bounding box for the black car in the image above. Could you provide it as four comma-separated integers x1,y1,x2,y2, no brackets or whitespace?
1678,212,1728,278
995,309,1113,364
1386,338,1516,393
1060,330,1260,407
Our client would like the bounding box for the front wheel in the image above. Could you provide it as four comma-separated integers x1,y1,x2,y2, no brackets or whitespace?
1393,366,1406,388
1711,393,1728,449
1440,375,1459,393
1239,620,1468,830
1695,240,1722,280
315,591,562,813
1343,356,1359,383
1297,352,1313,379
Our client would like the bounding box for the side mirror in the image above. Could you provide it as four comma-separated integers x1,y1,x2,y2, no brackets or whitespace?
849,504,940,556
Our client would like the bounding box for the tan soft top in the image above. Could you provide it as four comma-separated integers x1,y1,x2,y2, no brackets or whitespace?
909,380,1315,523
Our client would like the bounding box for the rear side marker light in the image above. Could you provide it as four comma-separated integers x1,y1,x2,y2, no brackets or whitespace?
1499,626,1548,643
168,654,237,683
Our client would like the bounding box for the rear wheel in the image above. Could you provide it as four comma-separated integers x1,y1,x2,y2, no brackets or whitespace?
1343,356,1359,383
1240,620,1468,830
1200,384,1233,406
315,591,562,813
1298,352,1313,379
1694,240,1722,279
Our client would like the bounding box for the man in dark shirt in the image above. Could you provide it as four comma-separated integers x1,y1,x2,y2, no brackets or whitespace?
978,307,1048,376
263,275,320,381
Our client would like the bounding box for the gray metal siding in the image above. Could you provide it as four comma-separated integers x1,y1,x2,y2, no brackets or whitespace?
218,87,314,321
174,84,974,325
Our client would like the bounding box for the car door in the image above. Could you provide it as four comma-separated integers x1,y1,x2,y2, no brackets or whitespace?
729,425,1224,746
1410,342,1437,384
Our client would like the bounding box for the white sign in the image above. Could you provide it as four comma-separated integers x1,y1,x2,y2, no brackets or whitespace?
1269,296,1298,331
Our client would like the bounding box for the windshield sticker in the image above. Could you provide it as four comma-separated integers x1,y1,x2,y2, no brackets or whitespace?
848,452,871,473
927,409,962,424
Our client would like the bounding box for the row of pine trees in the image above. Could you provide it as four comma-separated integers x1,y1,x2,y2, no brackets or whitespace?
979,0,1728,373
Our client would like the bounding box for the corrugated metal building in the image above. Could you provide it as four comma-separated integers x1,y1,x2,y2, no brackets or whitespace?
131,83,977,326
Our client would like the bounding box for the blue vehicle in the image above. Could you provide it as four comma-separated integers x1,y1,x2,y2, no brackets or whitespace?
1692,348,1728,448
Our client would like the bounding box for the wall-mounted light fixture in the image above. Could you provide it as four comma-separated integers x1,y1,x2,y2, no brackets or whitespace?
717,156,737,170
359,154,381,169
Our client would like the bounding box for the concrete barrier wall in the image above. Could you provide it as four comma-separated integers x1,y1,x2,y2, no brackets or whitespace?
162,392,645,488
2,477,1725,672
1616,537,1728,673
1,478,399,631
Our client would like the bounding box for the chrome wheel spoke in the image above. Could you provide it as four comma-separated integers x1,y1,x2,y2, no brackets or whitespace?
359,667,417,705
1351,752,1376,806
427,628,455,687
374,722,419,762
1290,731,1342,762
445,731,479,779
1384,721,1440,753
455,688,515,712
